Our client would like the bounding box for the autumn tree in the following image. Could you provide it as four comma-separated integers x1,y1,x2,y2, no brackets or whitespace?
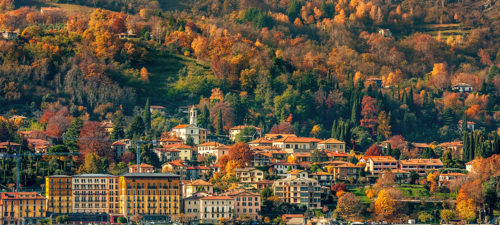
45,107,72,139
375,189,396,220
209,102,235,133
78,121,112,161
335,192,361,220
360,96,378,135
440,209,455,223
140,67,149,82
365,144,382,156
377,111,391,139
429,63,450,90
228,142,253,168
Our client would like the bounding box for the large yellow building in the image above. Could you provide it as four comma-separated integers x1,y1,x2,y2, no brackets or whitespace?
45,175,72,215
0,192,46,224
118,173,181,220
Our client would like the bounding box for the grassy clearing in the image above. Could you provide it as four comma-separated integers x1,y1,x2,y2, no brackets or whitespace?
349,187,372,203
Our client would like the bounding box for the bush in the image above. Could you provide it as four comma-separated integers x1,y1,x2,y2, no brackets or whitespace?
117,216,127,223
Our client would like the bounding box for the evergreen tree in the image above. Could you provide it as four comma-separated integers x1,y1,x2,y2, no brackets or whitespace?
63,118,84,152
186,136,195,146
443,108,455,127
384,143,392,156
111,114,125,140
198,105,210,129
143,98,151,133
127,116,145,138
461,113,467,133
331,120,338,139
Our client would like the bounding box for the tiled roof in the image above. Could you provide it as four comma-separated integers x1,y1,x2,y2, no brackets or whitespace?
128,163,154,168
391,169,410,174
367,156,397,162
319,138,344,144
201,196,233,200
274,136,323,143
440,172,465,176
1,192,45,200
0,141,21,146
173,124,190,129
198,141,223,147
184,179,213,186
399,158,443,166
311,171,331,175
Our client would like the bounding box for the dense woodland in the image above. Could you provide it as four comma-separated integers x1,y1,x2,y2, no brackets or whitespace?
0,0,498,183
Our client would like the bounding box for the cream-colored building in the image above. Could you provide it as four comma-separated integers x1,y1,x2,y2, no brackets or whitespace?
273,171,321,209
170,107,209,145
182,179,214,197
197,142,224,156
272,137,323,153
71,174,120,214
317,138,345,152
199,196,234,223
234,167,264,184
399,158,443,176
365,156,398,175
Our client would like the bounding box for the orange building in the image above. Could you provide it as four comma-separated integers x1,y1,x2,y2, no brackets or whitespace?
118,173,181,221
45,175,72,215
0,192,46,224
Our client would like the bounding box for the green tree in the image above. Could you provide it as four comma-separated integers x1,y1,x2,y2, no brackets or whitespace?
111,114,125,140
186,135,195,146
310,150,329,163
56,215,69,223
62,118,83,152
144,98,151,133
198,105,210,129
418,211,433,223
127,116,145,138
235,127,257,143
117,217,127,224
422,147,436,158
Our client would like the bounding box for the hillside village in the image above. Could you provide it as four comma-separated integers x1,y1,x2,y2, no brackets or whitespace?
0,104,498,224
0,0,499,224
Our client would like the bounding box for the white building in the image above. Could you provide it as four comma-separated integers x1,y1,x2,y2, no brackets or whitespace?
71,174,119,214
199,196,234,223
170,107,209,145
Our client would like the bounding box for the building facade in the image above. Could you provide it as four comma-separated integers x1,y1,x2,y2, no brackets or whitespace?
0,192,46,225
273,174,321,209
45,175,72,215
118,173,181,221
71,174,120,215
199,196,234,223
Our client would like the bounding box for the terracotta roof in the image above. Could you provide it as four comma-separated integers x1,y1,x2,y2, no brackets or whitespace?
198,142,222,147
187,166,210,170
225,190,260,197
274,136,323,143
319,138,345,144
325,151,348,157
184,179,213,186
129,163,154,168
248,138,274,144
163,143,193,149
156,148,180,152
27,139,50,146
173,124,190,129
465,161,474,165
438,141,463,147
399,158,443,166
391,169,410,174
112,141,126,146
150,105,166,109
264,134,297,140
272,162,298,166
201,196,233,200
366,156,397,162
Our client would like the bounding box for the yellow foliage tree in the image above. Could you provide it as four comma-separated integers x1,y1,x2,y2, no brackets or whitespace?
140,67,149,82
457,199,476,223
375,189,395,218
365,188,376,199
334,9,346,24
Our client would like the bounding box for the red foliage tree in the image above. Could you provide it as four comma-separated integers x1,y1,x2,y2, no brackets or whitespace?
121,151,135,164
366,144,382,156
45,107,72,138
331,182,347,193
269,121,294,134
228,142,253,168
209,101,235,133
78,121,112,162
360,96,379,135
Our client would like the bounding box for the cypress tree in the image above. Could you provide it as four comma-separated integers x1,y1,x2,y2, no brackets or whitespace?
461,113,467,133
331,120,337,139
111,114,125,140
143,98,151,133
